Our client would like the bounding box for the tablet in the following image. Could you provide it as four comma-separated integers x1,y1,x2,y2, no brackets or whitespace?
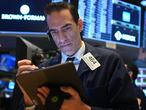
16,62,84,106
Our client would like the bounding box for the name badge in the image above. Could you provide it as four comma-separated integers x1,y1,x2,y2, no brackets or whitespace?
81,52,101,70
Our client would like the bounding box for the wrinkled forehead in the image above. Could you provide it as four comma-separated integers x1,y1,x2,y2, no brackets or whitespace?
47,10,74,28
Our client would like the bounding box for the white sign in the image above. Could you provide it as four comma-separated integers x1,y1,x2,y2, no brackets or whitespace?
1,14,45,21
0,4,45,21
114,31,136,42
82,52,101,71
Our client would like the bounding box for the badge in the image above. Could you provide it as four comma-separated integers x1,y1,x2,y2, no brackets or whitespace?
81,52,101,70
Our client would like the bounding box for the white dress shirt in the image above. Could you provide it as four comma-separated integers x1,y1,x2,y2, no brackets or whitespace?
61,41,85,70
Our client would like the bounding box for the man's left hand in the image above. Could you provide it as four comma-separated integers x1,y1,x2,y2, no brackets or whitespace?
60,86,91,110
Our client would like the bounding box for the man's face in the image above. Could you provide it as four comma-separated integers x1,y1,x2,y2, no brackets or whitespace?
47,9,82,56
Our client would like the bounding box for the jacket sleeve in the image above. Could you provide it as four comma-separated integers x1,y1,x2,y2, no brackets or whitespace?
107,53,138,109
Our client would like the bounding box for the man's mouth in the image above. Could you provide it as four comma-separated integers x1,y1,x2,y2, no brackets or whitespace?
60,43,72,48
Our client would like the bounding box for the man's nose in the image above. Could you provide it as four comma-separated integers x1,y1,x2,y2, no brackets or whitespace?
58,31,66,41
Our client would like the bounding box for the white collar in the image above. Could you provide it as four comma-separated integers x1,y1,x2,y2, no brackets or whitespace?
61,41,85,63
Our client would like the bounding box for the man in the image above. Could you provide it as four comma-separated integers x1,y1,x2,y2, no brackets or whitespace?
13,2,139,110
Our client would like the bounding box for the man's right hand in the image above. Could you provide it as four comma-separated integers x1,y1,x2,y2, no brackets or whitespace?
17,59,38,76
16,59,38,106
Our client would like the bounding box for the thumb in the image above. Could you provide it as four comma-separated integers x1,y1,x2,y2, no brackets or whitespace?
60,86,79,99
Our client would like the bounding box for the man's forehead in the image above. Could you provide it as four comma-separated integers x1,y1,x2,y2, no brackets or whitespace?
47,10,74,28
47,10,73,21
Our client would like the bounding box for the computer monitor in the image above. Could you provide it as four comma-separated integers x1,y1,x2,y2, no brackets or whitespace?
0,53,16,98
135,67,146,96
16,37,44,66
78,0,141,47
0,54,16,72
142,11,146,49
16,36,58,66
0,1,48,35
0,0,68,35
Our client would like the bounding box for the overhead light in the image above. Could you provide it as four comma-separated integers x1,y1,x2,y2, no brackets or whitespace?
141,0,146,6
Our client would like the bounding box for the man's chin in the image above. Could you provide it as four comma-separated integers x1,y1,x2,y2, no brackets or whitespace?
62,50,74,56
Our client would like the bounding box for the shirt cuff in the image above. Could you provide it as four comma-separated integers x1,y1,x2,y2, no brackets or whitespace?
25,105,36,110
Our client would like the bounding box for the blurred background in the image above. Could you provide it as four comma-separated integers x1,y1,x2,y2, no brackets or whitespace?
0,0,146,109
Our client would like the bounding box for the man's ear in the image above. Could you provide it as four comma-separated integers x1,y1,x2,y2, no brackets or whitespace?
77,18,83,32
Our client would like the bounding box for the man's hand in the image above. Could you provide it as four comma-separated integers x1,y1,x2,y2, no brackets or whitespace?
37,87,50,105
17,59,38,76
36,86,91,110
16,59,38,106
60,86,91,110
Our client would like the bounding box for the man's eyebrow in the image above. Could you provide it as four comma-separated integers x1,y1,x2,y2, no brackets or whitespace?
61,23,72,28
49,23,72,32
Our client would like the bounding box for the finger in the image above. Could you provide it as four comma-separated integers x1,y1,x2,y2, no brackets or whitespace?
41,87,50,94
17,59,32,67
37,93,46,105
37,87,50,98
60,86,79,99
17,65,38,76
18,64,38,72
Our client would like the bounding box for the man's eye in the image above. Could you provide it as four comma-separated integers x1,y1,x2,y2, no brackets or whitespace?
50,31,58,35
63,27,71,32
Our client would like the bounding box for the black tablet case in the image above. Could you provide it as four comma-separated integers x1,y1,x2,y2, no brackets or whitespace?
16,62,84,108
